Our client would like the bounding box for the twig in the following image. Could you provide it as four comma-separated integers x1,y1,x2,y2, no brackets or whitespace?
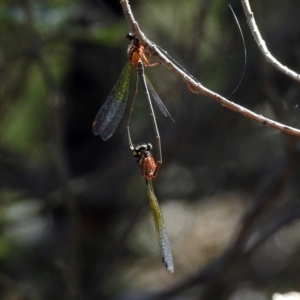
240,0,300,83
119,0,300,138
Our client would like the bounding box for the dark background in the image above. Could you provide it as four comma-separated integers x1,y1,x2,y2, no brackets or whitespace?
1,0,300,299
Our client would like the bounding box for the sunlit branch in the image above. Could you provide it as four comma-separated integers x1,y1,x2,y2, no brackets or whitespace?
241,0,300,83
119,0,300,138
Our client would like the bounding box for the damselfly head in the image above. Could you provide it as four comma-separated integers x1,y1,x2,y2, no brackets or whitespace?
126,32,135,41
131,143,152,158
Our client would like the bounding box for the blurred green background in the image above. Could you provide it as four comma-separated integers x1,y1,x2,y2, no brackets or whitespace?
1,0,300,299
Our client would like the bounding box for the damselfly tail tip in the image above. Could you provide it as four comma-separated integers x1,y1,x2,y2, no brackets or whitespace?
163,255,174,273
164,260,174,273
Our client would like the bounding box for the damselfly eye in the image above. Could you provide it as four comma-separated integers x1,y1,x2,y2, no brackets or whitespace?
135,144,147,152
126,32,134,40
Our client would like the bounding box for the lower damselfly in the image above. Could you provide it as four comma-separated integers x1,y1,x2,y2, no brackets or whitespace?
93,33,173,163
131,143,174,273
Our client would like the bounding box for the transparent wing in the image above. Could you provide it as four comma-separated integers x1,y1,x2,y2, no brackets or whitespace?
145,76,175,123
93,62,132,140
146,179,174,273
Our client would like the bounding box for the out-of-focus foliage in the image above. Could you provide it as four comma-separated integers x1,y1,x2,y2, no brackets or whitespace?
1,0,300,300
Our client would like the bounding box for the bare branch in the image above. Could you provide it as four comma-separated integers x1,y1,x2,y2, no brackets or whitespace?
119,0,300,138
241,0,300,83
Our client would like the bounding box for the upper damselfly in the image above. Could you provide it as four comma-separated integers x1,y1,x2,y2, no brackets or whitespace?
93,33,173,163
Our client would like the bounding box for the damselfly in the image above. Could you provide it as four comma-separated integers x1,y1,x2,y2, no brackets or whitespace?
131,143,174,273
93,33,173,163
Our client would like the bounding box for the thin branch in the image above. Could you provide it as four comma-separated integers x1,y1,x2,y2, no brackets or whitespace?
119,0,300,138
240,0,300,83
